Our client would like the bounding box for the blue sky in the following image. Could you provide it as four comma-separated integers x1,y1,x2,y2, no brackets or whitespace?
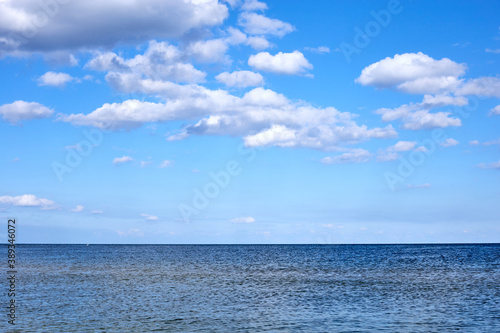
0,0,499,244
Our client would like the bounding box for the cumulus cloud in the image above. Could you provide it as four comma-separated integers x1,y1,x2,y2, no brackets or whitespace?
455,77,500,98
0,0,229,53
248,51,312,75
241,0,268,11
216,70,264,88
71,205,84,212
60,81,396,150
440,138,459,147
230,216,255,223
0,100,53,123
141,213,159,221
113,156,134,165
85,41,206,83
321,149,372,164
0,194,55,209
376,141,426,161
238,12,294,37
37,71,77,87
356,52,466,94
388,141,417,152
375,99,462,130
489,105,500,116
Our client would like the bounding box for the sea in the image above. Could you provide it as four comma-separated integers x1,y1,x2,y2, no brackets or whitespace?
3,244,500,332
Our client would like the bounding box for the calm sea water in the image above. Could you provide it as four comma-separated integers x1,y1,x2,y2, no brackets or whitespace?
3,244,500,332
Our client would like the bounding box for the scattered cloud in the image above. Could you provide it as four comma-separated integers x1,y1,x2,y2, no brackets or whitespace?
216,70,264,88
0,101,53,123
91,210,103,214
140,161,152,167
304,46,330,54
388,141,417,152
0,194,55,209
321,149,372,165
113,156,134,165
230,217,255,223
248,51,312,75
440,138,459,147
356,52,466,94
70,205,85,212
141,213,159,221
489,105,500,116
37,71,78,88
241,0,268,12
455,77,500,98
60,84,396,151
469,140,480,146
238,12,294,37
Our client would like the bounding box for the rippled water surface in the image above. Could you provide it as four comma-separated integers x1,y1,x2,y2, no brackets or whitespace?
5,244,500,332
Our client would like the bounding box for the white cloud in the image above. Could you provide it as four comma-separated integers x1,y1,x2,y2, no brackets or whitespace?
59,80,396,151
246,36,271,50
0,0,229,53
356,52,466,94
141,213,159,221
241,0,268,11
86,41,206,83
160,160,172,168
440,138,459,147
216,70,264,88
377,140,431,161
478,160,500,170
455,77,500,98
113,156,134,165
230,216,255,223
91,210,103,214
244,124,296,147
0,100,53,123
305,46,330,54
321,149,372,165
489,105,500,116
37,71,77,87
71,205,84,212
0,194,55,209
187,39,229,63
238,12,294,37
248,51,312,75
469,140,480,146
375,101,462,130
140,161,152,167
388,141,417,152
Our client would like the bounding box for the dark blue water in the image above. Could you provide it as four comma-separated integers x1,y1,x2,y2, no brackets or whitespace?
3,244,500,332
